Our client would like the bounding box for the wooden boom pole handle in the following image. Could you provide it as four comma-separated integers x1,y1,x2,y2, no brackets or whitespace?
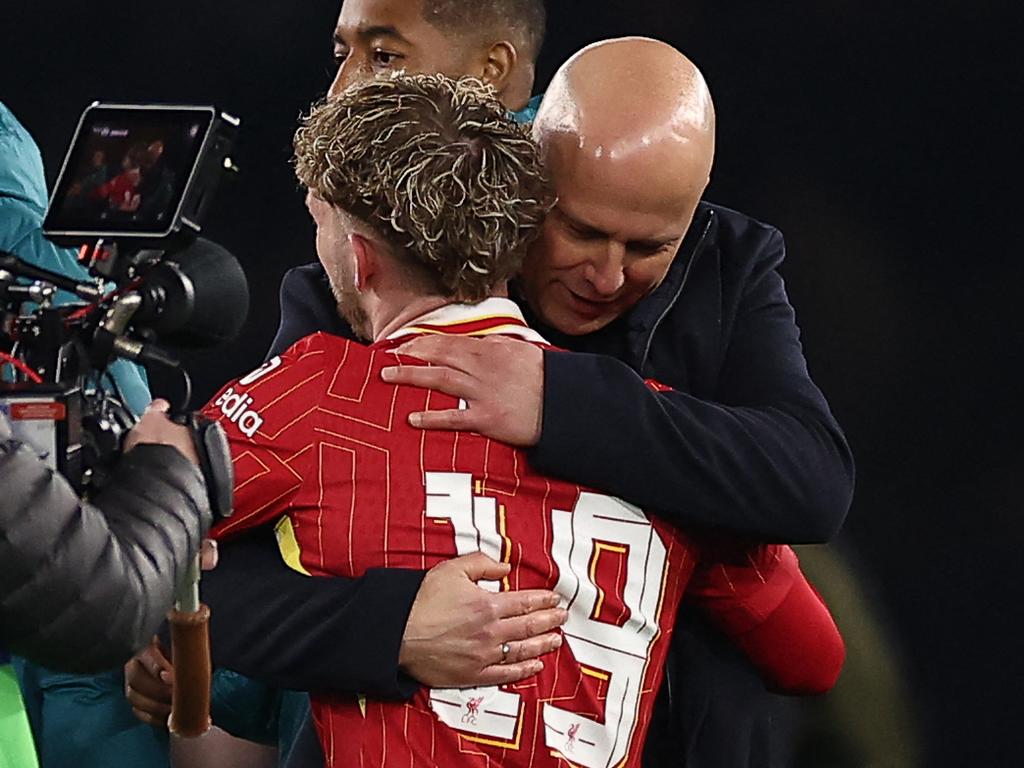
167,604,212,738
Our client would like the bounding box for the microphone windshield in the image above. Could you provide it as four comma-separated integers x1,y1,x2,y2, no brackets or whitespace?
135,237,250,347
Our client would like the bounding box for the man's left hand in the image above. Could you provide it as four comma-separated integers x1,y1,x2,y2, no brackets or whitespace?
381,335,544,446
125,637,174,727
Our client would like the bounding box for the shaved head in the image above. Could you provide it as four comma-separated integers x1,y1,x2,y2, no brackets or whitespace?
523,38,717,335
534,37,715,203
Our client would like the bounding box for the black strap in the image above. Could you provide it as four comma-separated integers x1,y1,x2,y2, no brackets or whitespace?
188,414,234,522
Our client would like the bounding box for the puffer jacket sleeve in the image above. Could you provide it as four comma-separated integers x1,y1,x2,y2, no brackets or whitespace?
0,415,211,672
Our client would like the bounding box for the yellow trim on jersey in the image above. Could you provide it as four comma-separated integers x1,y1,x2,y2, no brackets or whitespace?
402,312,521,328
590,542,628,620
274,516,312,576
460,700,526,751
499,503,512,592
391,323,542,341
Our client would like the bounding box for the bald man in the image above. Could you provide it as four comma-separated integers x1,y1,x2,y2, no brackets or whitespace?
382,40,854,767
138,37,851,768
519,39,715,338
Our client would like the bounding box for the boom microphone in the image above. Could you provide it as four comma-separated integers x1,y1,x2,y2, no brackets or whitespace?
131,237,250,348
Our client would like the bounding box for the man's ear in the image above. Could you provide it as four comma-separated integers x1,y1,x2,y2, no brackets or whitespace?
480,41,518,94
349,233,377,291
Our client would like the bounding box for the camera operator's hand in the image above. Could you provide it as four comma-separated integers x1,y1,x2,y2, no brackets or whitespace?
124,399,200,465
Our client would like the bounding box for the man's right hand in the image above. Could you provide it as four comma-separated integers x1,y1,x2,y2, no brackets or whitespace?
399,552,567,688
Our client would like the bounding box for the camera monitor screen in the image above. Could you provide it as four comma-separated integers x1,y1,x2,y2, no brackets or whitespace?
44,104,216,239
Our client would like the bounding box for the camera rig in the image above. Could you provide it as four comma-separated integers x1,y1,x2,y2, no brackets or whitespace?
0,102,244,507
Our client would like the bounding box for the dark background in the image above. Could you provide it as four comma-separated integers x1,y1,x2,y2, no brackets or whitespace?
4,1,1021,764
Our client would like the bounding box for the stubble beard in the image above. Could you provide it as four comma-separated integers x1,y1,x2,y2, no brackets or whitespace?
327,264,372,342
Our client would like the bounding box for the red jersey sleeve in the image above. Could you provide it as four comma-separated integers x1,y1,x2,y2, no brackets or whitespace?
203,333,332,541
686,540,845,694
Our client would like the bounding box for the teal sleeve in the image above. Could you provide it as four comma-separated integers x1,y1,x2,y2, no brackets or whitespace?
0,197,91,305
12,660,169,768
105,358,152,416
211,668,312,755
210,668,279,746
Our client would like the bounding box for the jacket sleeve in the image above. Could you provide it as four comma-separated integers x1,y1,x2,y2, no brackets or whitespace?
203,528,424,699
530,231,854,543
0,419,211,672
268,263,353,360
686,542,845,694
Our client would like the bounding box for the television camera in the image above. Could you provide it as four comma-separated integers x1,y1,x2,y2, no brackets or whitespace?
1,101,251,737
1,103,246,510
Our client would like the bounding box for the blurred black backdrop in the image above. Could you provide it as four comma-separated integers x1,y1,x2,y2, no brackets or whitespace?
3,1,1022,764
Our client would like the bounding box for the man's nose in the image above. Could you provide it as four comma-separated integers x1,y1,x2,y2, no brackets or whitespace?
328,61,356,98
585,242,627,296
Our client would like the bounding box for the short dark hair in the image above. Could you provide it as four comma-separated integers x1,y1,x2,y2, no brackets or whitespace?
423,0,547,61
294,73,553,303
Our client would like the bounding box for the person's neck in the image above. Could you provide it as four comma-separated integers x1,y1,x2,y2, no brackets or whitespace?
502,71,535,113
369,284,510,342
370,294,451,343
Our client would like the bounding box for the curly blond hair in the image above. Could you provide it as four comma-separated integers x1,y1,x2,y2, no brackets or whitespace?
293,73,554,303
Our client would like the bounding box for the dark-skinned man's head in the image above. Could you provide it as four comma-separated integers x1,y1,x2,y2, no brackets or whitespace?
328,0,545,110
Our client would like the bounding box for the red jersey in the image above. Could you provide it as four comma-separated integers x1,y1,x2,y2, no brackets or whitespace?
94,170,139,209
206,298,842,768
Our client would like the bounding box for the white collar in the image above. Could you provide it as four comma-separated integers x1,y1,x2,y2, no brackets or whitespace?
385,297,549,344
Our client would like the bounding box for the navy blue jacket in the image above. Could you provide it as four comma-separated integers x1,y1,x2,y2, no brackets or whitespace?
203,201,854,767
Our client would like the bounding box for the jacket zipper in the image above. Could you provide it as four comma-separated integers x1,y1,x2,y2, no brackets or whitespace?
638,209,715,376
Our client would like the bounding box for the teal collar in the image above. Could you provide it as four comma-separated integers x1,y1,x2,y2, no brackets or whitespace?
512,94,543,124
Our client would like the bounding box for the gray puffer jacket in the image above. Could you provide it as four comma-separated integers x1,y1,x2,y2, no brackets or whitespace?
0,413,211,671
